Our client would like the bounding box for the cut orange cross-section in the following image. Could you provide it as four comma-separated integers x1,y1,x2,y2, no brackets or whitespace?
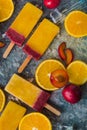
67,60,87,85
0,0,14,22
19,112,52,130
0,89,5,112
64,11,87,37
35,59,65,91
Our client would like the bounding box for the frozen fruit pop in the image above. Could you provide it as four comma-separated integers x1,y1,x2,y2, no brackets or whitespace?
3,3,43,58
0,101,26,130
18,18,60,73
5,74,61,116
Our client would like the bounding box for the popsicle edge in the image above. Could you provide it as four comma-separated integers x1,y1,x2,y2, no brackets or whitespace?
0,101,26,130
33,91,50,111
6,28,25,46
23,44,41,60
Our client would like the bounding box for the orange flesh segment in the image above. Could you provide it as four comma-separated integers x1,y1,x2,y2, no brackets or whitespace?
5,74,42,107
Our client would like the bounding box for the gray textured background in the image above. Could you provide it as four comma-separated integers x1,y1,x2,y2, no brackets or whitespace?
0,0,87,130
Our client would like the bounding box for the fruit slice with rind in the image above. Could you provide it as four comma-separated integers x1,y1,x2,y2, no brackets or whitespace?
58,42,66,60
35,59,65,91
50,69,69,88
0,0,14,22
67,60,87,85
0,89,5,112
65,11,87,37
19,112,52,130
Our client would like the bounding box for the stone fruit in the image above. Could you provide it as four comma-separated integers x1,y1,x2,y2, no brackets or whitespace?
50,69,69,88
0,42,5,48
65,48,73,65
58,42,73,65
43,0,61,9
62,84,82,104
58,42,66,60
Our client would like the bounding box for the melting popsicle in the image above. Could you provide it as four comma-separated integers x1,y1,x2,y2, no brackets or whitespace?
0,101,26,130
18,18,60,73
3,3,43,58
5,74,61,116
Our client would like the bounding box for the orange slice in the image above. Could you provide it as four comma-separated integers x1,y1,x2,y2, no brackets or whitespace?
67,60,87,85
0,0,14,22
0,42,5,48
35,59,65,91
0,89,5,112
19,112,52,130
64,11,87,37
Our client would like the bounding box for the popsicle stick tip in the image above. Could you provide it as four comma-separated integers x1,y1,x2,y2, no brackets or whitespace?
45,104,61,116
18,55,32,73
3,41,15,58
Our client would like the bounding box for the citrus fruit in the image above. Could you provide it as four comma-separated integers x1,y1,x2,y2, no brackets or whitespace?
35,59,65,91
64,11,87,37
0,89,5,112
19,112,52,130
67,60,87,85
0,0,14,22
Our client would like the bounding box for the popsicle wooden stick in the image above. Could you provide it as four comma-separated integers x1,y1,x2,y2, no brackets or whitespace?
18,55,32,73
3,41,15,58
45,103,61,116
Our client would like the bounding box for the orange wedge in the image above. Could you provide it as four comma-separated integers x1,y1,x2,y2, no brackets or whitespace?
0,0,14,22
0,89,5,112
35,59,65,91
19,112,52,130
64,11,87,37
0,42,5,48
67,60,87,85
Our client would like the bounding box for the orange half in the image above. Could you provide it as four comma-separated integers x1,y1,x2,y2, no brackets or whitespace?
0,0,14,22
35,59,65,91
64,11,87,37
67,60,87,85
19,112,52,130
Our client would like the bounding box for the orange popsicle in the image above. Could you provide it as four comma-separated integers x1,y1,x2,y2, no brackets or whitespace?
18,18,60,73
5,74,61,116
3,3,43,58
0,101,26,130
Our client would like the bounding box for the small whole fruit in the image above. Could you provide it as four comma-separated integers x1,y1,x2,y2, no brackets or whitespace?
62,84,82,104
43,0,61,9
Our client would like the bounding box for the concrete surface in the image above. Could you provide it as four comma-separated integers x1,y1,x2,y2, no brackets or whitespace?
0,0,87,129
